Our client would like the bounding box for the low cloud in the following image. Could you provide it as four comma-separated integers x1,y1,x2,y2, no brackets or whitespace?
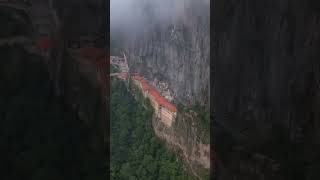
111,0,209,41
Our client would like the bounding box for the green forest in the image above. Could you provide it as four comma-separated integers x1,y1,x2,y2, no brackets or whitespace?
110,78,196,180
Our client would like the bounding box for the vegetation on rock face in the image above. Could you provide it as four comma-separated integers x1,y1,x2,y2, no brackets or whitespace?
192,104,210,144
183,104,210,144
110,79,197,180
197,167,210,180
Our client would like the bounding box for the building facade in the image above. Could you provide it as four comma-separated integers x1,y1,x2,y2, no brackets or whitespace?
132,75,177,127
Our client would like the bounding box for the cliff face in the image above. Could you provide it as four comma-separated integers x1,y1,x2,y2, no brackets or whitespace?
124,0,210,108
112,0,210,178
152,112,210,178
212,0,320,179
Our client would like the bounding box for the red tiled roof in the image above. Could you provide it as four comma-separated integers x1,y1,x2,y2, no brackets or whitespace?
140,79,150,92
159,97,177,112
134,76,177,112
149,86,177,112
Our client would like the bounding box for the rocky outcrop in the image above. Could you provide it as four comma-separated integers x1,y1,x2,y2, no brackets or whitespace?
152,111,210,179
112,1,210,177
212,0,320,179
124,0,210,108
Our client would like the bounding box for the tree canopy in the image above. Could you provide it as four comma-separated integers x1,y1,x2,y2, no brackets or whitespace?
110,79,196,180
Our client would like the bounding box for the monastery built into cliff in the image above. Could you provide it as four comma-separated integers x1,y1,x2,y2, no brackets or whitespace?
110,55,177,128
132,75,177,127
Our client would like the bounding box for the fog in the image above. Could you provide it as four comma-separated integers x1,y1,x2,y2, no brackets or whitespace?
110,0,210,47
111,0,206,37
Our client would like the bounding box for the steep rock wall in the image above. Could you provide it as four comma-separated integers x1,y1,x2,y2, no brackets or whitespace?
118,1,211,178
111,0,210,178
125,0,210,108
152,112,210,172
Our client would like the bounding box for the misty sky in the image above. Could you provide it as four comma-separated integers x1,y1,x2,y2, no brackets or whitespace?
110,0,209,38
110,0,192,35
